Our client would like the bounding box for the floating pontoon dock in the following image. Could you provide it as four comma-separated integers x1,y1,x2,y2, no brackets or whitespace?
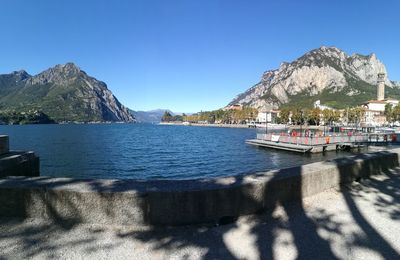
246,133,394,153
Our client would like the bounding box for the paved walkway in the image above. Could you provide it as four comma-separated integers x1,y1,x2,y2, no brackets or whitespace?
0,169,399,259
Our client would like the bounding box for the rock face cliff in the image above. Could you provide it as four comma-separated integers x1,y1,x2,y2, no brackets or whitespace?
229,46,400,109
0,63,134,122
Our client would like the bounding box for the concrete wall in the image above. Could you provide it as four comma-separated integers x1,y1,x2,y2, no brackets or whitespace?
0,135,9,155
0,136,40,178
0,148,399,226
0,151,40,178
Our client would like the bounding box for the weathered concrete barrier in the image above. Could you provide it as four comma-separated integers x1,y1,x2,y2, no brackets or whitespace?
0,135,39,178
0,135,9,155
0,151,39,178
0,148,399,226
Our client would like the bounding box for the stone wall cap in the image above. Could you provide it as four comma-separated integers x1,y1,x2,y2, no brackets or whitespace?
1,148,399,194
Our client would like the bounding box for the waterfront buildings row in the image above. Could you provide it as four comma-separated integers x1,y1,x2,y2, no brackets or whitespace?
183,72,397,127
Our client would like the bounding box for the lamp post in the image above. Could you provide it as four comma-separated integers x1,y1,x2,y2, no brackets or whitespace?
300,110,303,137
265,112,268,139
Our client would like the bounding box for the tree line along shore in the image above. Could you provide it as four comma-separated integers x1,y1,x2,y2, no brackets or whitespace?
161,103,400,127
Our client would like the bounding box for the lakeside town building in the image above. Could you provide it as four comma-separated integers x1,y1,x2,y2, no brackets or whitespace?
256,109,280,123
361,72,398,126
227,73,395,127
314,100,333,110
314,72,397,126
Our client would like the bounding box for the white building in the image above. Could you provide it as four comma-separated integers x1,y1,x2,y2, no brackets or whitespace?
364,100,386,112
256,110,280,123
385,98,399,107
314,100,332,110
362,98,399,126
360,72,399,126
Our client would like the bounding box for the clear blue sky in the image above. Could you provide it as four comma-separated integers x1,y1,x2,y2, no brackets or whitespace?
1,0,399,112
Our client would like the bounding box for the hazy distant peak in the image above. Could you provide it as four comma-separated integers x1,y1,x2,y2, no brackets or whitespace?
130,109,178,123
149,109,174,113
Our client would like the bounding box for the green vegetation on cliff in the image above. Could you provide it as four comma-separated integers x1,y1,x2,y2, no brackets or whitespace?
0,110,55,125
0,64,134,123
278,80,400,110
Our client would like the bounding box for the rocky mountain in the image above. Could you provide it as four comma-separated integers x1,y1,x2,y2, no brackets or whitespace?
229,46,400,109
0,63,135,122
130,109,175,123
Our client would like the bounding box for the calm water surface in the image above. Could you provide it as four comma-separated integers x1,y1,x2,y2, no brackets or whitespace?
0,124,362,180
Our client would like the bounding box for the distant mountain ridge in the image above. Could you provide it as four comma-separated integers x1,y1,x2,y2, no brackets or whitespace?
0,63,134,122
130,109,175,123
229,46,400,109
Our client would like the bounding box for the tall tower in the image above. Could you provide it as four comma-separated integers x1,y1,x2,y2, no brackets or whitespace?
377,72,385,101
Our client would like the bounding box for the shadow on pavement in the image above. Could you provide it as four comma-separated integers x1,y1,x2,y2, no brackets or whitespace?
0,152,399,259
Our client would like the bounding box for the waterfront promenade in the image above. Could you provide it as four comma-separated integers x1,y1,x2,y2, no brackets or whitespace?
159,122,250,128
0,169,399,259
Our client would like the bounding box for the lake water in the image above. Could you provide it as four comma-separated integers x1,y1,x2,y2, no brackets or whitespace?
0,123,363,180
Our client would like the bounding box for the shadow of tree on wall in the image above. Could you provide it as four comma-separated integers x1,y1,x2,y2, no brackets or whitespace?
114,166,340,259
367,169,400,221
334,153,400,260
0,218,96,259
252,166,338,260
120,152,400,259
0,178,89,259
0,151,400,259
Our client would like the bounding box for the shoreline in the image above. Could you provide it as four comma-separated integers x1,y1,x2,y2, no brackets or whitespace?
159,122,251,129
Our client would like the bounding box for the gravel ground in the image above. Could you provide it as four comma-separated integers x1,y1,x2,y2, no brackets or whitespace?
0,169,399,260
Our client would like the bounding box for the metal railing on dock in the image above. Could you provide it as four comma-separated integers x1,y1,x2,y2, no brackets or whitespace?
256,133,394,146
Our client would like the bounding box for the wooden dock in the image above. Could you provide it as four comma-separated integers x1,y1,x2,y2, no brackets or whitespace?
246,133,370,153
245,139,354,153
246,139,313,153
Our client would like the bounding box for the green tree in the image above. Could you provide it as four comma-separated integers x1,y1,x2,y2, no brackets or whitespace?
392,104,400,122
384,103,393,123
279,108,290,124
291,109,305,125
307,108,321,125
322,109,340,125
347,107,365,125
332,110,341,124
161,111,173,122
